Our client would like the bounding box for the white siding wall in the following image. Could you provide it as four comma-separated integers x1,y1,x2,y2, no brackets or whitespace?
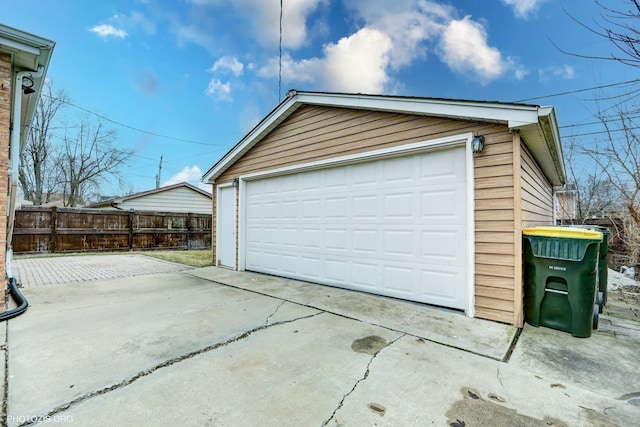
116,187,212,214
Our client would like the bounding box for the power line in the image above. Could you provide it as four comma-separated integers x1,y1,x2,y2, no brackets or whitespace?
512,78,640,103
560,114,640,129
40,94,225,147
561,125,640,138
278,0,283,102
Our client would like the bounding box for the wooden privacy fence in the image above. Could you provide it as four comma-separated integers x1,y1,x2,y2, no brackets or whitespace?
13,207,212,254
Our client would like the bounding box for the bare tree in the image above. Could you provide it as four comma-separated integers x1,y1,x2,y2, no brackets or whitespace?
58,116,132,207
560,1,640,67
564,138,625,221
583,108,640,227
19,81,68,205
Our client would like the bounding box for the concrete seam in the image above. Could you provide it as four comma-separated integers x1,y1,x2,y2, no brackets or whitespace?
15,311,324,427
321,333,406,426
502,327,523,363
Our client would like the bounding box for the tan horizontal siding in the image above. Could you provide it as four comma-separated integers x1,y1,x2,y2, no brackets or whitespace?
475,187,514,200
475,274,514,289
475,220,514,232
476,253,515,267
215,104,519,325
475,307,513,324
520,142,553,228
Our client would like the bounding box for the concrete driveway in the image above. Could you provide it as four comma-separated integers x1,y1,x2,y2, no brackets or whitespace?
3,255,640,426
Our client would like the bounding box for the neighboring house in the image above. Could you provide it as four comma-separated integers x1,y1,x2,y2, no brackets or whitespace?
554,187,577,225
89,182,212,215
0,24,54,286
202,91,565,327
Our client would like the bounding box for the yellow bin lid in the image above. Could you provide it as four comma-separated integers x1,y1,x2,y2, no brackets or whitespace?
522,226,603,240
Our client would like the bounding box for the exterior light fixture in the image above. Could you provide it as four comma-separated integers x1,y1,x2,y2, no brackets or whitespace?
471,135,485,153
22,76,35,94
232,178,239,187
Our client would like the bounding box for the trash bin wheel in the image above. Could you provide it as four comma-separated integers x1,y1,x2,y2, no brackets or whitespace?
597,291,604,314
592,304,599,330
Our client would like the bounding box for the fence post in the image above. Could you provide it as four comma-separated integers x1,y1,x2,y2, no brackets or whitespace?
186,213,192,250
128,209,134,251
50,206,57,253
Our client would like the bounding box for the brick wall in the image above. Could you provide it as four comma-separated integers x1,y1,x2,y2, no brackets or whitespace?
0,53,11,296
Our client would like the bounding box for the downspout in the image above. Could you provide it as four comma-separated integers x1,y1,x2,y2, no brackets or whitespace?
7,66,43,260
2,66,43,320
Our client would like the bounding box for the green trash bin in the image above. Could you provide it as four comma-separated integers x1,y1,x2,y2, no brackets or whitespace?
523,226,603,338
571,225,610,312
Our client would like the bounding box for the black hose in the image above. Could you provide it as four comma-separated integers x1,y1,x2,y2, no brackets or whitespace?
0,277,28,321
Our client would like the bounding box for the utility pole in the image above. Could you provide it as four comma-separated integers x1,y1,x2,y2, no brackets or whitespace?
155,155,163,189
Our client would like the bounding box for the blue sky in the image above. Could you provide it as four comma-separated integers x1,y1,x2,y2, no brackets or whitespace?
3,0,634,195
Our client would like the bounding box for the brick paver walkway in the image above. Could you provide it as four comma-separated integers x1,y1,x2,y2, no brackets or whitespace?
13,254,192,288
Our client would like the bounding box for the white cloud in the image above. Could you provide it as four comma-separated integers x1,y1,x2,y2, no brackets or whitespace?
117,11,157,35
187,0,326,49
163,165,205,187
539,65,576,83
174,23,215,50
259,28,393,94
211,56,244,77
205,79,232,100
206,57,244,100
322,28,392,93
344,0,451,69
501,0,545,18
90,24,128,39
439,16,524,84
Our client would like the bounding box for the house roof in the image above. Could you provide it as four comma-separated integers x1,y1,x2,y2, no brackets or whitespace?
202,90,566,186
0,24,56,148
89,182,212,209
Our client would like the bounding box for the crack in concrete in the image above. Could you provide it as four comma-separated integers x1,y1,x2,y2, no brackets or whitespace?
188,273,514,362
496,364,505,389
322,333,406,426
14,311,323,427
265,301,286,326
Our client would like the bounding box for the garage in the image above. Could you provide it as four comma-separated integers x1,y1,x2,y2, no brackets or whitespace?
204,91,565,325
242,144,469,309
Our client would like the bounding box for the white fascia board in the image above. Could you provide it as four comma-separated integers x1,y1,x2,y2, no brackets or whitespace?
293,92,542,128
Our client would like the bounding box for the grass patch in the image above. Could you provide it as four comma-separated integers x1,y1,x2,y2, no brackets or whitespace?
137,250,213,267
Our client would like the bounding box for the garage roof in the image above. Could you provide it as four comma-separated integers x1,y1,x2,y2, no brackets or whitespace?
202,91,565,186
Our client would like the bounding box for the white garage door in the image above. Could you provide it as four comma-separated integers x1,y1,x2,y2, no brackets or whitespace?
244,146,468,310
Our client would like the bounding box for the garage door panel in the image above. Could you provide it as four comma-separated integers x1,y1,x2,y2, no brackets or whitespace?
352,229,378,254
352,262,379,289
353,195,378,219
383,229,415,257
281,254,298,274
384,157,414,182
244,146,468,310
352,162,378,186
384,192,414,218
326,197,348,218
326,259,348,282
421,269,462,299
420,149,463,181
383,265,415,294
421,230,462,261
